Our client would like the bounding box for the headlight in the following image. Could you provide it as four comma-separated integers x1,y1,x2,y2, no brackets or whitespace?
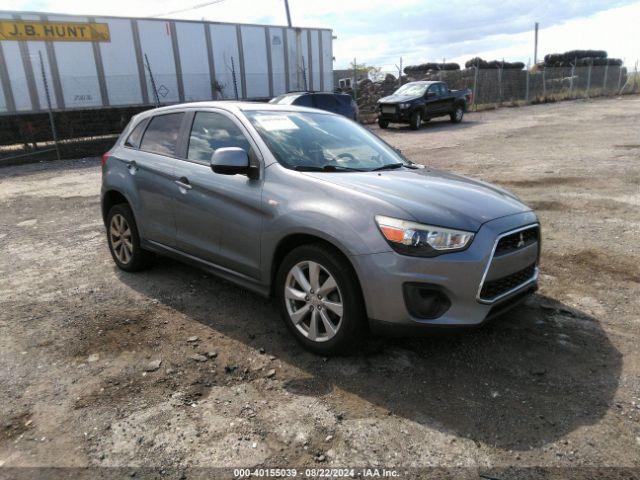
375,215,474,257
399,103,410,109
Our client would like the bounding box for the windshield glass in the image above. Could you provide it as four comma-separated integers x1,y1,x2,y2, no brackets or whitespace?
244,111,409,171
394,83,428,96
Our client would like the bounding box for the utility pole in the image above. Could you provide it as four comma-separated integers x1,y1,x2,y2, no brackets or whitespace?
533,22,539,65
284,0,292,27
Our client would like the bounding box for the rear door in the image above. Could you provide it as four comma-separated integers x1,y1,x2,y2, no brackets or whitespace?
172,109,264,279
121,112,184,246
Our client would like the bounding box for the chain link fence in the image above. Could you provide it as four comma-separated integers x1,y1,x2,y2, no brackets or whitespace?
348,62,639,120
1,63,639,164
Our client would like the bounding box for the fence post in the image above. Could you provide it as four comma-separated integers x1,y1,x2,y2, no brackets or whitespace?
542,66,546,99
38,50,60,162
569,62,575,98
472,65,479,111
498,64,503,104
586,59,592,97
617,64,623,92
603,63,609,95
525,68,530,103
352,57,357,104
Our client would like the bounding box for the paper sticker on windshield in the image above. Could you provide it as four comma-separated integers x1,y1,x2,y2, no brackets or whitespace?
255,115,299,131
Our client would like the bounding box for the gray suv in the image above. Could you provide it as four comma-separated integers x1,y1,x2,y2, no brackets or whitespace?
101,102,540,354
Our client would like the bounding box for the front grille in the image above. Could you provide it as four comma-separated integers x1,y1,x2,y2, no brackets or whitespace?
480,263,536,300
494,226,539,256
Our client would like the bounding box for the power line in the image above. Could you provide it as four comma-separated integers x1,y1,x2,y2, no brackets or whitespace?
150,0,228,18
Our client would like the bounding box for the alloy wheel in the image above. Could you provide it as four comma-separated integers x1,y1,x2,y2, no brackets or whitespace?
284,261,343,342
109,213,133,264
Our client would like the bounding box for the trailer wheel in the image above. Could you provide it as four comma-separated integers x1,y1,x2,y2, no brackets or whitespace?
378,118,389,129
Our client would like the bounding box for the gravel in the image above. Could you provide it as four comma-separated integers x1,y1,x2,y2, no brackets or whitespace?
0,96,638,470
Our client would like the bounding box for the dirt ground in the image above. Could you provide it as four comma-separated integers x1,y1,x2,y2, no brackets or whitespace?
0,96,639,478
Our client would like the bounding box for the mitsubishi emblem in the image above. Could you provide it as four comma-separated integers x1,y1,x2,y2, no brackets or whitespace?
517,232,525,248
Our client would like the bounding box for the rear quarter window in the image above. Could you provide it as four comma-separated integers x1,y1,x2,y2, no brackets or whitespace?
139,113,184,156
124,119,147,148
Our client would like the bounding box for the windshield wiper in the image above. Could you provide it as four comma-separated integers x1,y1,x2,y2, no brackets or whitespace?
293,165,365,172
371,163,404,171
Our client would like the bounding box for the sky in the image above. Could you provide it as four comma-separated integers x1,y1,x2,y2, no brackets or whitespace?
4,0,640,70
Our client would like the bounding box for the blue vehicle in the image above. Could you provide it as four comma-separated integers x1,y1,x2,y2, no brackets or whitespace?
269,92,358,120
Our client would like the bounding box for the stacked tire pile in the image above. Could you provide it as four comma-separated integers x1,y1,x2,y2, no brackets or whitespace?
464,58,525,70
403,62,460,77
540,50,626,93
543,50,622,67
354,74,401,114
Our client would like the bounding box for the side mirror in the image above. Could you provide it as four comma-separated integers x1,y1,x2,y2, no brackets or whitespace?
426,91,436,98
210,147,249,175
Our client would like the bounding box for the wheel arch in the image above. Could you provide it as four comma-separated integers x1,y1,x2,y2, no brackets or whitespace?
269,233,365,304
101,189,132,225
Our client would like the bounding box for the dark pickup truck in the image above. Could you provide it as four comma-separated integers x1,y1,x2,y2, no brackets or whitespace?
377,81,472,130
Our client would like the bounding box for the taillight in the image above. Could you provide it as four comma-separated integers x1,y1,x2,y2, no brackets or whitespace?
101,152,110,167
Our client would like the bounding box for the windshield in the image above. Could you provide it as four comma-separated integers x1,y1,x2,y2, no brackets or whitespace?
245,111,409,171
394,83,428,97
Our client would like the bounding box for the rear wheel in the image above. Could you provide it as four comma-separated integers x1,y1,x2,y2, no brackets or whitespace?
450,105,464,123
276,244,365,355
378,118,389,129
106,204,153,272
410,111,422,130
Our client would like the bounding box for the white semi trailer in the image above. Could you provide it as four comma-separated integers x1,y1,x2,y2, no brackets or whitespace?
0,10,333,114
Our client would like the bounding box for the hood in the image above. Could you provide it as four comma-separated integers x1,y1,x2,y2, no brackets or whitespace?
303,167,531,232
378,94,421,104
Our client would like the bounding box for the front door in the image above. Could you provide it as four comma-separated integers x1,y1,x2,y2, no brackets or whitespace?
172,110,264,279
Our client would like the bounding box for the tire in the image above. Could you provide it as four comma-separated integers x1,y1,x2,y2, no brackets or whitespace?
106,203,153,272
450,105,464,123
276,244,366,355
378,118,389,129
410,111,422,130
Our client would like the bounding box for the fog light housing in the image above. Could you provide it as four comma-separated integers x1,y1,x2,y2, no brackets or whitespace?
403,284,451,319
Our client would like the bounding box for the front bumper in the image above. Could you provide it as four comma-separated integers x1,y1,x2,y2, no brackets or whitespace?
350,212,539,332
378,105,412,122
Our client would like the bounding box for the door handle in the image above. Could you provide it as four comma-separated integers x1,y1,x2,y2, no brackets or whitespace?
174,178,192,190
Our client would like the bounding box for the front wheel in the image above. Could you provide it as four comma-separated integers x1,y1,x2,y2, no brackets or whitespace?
410,111,422,130
451,105,464,123
378,118,389,129
276,244,365,355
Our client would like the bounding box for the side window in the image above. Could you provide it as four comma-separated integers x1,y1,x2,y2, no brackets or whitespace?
314,94,339,111
125,119,147,148
139,113,184,156
438,84,448,95
427,85,438,97
187,112,251,162
293,95,313,107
